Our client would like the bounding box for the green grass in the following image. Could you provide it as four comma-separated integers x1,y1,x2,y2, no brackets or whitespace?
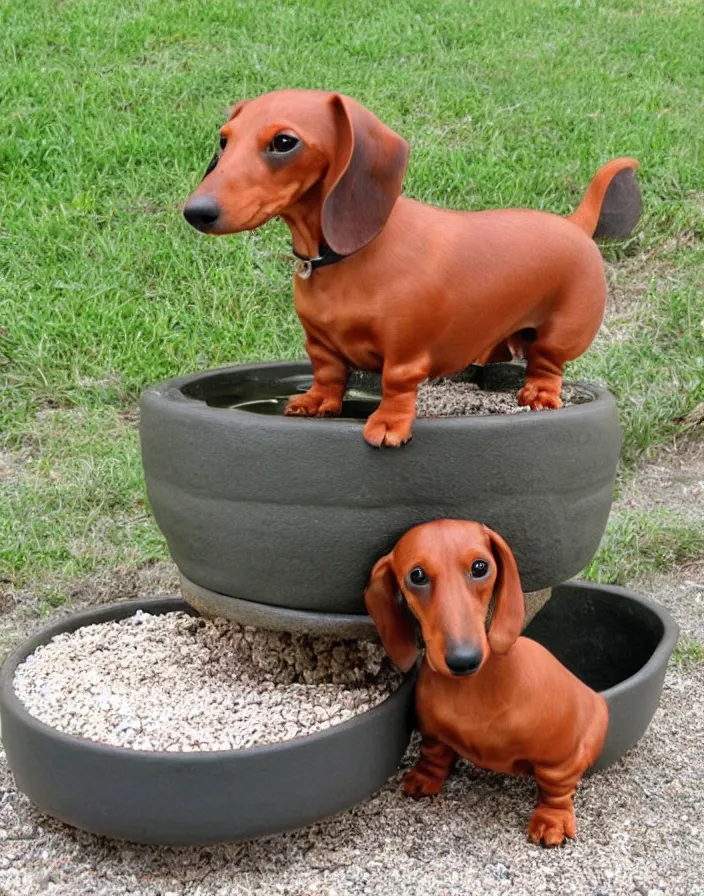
584,509,704,586
1,0,703,595
0,407,165,592
673,638,704,668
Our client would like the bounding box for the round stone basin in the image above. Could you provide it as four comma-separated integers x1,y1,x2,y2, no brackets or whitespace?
139,361,622,625
0,598,415,846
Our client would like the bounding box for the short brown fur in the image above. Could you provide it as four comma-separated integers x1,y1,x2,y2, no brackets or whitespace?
364,519,609,846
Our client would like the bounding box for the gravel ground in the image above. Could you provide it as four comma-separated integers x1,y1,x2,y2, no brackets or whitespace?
12,612,399,751
1,444,702,896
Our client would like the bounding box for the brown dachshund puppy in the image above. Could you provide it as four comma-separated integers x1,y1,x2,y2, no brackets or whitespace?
364,519,608,846
184,89,641,447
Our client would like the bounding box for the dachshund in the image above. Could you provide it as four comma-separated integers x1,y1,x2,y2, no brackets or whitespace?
183,89,641,447
364,519,609,846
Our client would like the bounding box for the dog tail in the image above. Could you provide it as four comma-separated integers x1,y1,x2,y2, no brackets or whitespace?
567,157,642,238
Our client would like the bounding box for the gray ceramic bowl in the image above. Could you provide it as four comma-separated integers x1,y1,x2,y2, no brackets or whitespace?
0,598,415,846
0,583,677,845
140,361,622,618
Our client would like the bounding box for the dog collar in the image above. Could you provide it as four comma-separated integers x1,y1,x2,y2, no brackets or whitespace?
292,244,346,280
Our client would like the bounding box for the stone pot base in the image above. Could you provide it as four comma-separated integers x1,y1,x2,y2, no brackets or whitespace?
180,574,553,636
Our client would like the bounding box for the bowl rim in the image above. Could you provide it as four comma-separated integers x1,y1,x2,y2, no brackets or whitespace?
0,597,416,762
141,360,618,433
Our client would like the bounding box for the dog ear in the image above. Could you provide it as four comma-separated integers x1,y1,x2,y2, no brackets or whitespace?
364,555,418,673
484,527,525,655
321,94,409,256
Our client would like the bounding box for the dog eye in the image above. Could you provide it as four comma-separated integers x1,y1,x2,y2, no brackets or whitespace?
268,132,299,154
470,560,490,578
219,135,228,151
204,153,219,177
408,567,429,587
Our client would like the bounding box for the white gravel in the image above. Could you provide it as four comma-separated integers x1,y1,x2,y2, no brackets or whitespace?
12,611,402,752
416,379,591,417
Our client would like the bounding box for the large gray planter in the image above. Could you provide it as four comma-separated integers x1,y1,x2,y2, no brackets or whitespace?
140,361,621,621
0,583,677,845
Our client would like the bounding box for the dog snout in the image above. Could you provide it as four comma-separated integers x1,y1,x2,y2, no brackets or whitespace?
183,195,221,231
444,643,483,676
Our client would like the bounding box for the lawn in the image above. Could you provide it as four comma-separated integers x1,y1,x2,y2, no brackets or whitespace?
1,0,703,604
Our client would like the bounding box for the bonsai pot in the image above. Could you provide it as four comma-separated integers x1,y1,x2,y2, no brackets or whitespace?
0,583,676,845
0,598,415,846
139,361,622,623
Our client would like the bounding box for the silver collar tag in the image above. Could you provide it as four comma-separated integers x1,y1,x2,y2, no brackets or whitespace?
296,260,313,280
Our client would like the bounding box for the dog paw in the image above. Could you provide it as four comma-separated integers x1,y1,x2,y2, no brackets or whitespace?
527,807,576,847
403,767,445,798
516,385,563,411
284,391,342,417
363,411,413,448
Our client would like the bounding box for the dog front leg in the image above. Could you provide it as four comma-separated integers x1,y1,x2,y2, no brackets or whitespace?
528,763,584,847
285,338,349,417
403,735,457,798
363,358,430,448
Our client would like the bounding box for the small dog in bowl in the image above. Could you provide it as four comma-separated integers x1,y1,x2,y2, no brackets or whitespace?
364,519,608,846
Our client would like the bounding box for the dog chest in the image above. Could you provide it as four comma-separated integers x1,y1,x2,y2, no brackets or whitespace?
294,290,384,371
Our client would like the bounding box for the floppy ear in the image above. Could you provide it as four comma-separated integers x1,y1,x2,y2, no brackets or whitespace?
322,94,409,256
364,555,418,673
484,527,525,655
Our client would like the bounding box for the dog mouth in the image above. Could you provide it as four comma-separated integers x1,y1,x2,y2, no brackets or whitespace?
183,194,279,235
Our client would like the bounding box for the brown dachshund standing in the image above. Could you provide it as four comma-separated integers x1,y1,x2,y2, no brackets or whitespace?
184,89,641,447
364,520,608,846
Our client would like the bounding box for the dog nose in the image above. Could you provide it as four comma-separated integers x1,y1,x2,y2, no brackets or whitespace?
183,196,221,230
445,644,483,676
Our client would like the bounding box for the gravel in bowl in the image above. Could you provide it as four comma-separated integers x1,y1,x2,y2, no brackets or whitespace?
12,611,403,752
415,378,593,417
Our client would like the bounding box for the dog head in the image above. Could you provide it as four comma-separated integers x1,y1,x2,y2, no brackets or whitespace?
183,89,409,256
364,520,525,676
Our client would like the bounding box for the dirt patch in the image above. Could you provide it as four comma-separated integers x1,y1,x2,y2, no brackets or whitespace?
612,436,704,646
614,438,704,525
0,561,180,663
602,237,695,322
0,450,28,490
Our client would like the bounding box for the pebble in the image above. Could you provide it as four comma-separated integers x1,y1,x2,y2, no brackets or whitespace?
13,611,402,752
